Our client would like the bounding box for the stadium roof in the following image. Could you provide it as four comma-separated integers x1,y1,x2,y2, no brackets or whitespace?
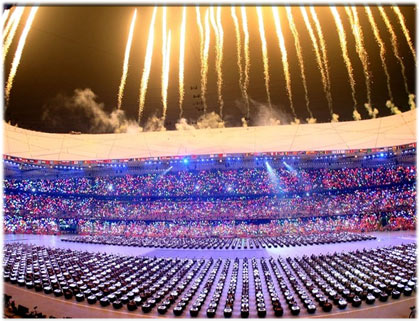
3,110,416,161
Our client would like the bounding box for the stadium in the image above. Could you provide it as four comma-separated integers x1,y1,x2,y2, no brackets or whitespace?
2,4,417,320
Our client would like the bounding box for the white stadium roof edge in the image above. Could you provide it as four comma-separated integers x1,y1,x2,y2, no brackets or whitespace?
3,109,416,161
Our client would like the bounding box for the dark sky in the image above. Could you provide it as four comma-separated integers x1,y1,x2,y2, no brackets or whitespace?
3,5,416,133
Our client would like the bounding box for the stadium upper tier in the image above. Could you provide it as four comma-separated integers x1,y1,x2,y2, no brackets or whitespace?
3,110,416,161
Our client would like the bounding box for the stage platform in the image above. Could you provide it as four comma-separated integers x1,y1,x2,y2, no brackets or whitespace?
3,231,417,319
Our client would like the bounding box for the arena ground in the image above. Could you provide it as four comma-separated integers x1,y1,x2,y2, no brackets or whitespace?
4,231,416,319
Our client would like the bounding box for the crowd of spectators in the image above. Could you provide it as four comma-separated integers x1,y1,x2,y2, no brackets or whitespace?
4,184,415,221
4,165,415,197
4,163,415,237
4,209,415,237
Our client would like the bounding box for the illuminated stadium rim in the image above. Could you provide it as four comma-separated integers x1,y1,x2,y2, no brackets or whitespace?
3,142,416,171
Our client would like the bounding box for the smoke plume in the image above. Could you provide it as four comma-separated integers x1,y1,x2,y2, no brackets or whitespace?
364,103,379,118
175,118,196,130
41,88,142,133
196,111,225,129
306,117,317,124
386,100,402,114
241,117,248,128
143,115,167,132
408,94,416,110
352,109,362,121
331,113,340,122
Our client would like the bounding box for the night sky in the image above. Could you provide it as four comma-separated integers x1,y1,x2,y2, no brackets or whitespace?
3,5,416,133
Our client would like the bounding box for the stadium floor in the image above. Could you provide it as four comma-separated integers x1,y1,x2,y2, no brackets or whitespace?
3,231,417,318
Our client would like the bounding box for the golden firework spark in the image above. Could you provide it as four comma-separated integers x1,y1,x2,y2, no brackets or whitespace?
3,7,25,63
256,7,272,109
272,7,295,116
392,6,416,63
346,6,372,106
117,8,137,110
286,6,307,118
138,7,157,123
201,8,210,113
241,6,250,117
231,7,245,107
3,6,22,42
378,6,409,95
310,6,333,116
178,7,186,118
5,6,38,105
330,6,357,111
216,6,224,117
2,8,10,29
195,7,204,93
161,7,167,117
300,6,330,119
162,30,171,120
365,6,393,101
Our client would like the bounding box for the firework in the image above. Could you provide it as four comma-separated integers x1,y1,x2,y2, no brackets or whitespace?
365,6,393,102
256,7,272,109
392,6,416,63
216,6,224,117
117,9,137,110
330,6,357,111
231,7,244,106
178,7,186,118
241,6,250,117
3,7,25,62
5,6,38,105
286,6,307,118
162,30,171,120
346,6,372,106
378,6,409,95
201,8,210,113
272,7,294,116
310,6,333,117
138,7,157,123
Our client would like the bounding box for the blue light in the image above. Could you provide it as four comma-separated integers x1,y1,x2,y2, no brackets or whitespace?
183,158,189,164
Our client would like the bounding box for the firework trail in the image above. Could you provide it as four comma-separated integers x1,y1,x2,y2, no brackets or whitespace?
161,7,167,117
272,7,295,116
286,6,308,119
138,7,157,123
365,6,393,102
330,6,358,112
216,6,224,117
392,6,416,63
300,6,329,119
210,7,222,116
117,9,137,110
241,6,250,117
3,7,25,63
201,8,210,113
346,6,372,106
162,30,172,121
5,6,38,105
195,6,204,73
310,6,334,117
2,8,10,29
178,7,186,118
3,6,23,42
256,7,272,109
231,7,245,108
379,6,409,95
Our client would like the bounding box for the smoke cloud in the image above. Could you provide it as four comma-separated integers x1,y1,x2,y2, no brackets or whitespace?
241,117,248,128
386,100,402,114
352,109,362,121
143,115,167,132
408,94,416,110
306,117,317,124
250,99,289,126
41,88,142,133
196,111,225,129
290,118,301,125
364,103,379,118
331,113,340,122
175,118,196,130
